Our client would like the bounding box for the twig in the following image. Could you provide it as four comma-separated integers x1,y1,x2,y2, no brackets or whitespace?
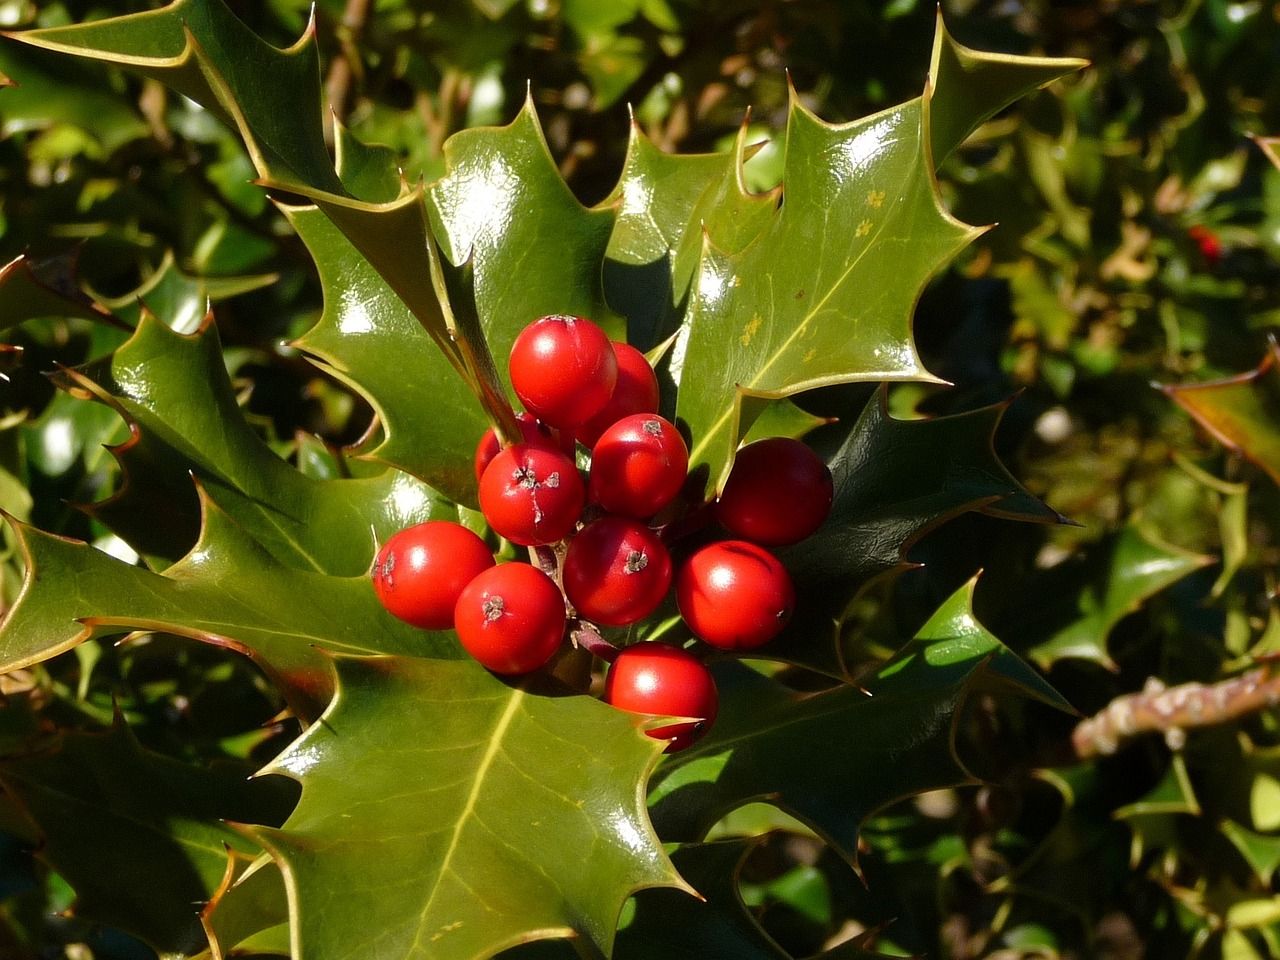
1071,669,1280,759
324,0,373,144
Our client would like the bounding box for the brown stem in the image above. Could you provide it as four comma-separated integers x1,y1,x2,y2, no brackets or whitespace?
1071,668,1280,759
323,0,373,145
570,621,619,663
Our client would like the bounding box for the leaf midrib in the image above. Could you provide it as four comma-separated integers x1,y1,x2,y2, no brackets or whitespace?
686,196,904,468
407,688,525,952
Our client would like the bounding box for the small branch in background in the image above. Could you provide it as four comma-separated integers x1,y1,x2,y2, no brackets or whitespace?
324,0,373,146
1072,669,1280,759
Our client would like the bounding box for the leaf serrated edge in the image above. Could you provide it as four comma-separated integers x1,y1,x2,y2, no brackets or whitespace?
245,653,694,960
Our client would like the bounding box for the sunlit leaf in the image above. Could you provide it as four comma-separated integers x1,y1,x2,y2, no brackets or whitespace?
1161,342,1280,487
250,655,687,960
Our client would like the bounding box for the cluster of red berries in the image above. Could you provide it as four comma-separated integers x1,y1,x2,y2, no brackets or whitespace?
372,315,833,751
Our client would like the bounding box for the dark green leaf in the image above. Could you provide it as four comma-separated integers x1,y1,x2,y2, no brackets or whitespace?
616,840,787,959
777,391,1059,675
649,579,1068,858
11,0,342,194
285,204,487,504
0,725,289,956
0,255,105,334
1016,522,1213,669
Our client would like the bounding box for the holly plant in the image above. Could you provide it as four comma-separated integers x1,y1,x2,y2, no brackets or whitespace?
0,2,1089,957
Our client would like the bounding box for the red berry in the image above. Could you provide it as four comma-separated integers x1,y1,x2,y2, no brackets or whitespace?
510,315,617,429
589,414,688,518
676,540,794,650
371,521,495,630
605,644,718,752
576,343,660,447
563,517,672,626
473,413,560,486
453,563,565,674
479,444,584,546
715,437,833,545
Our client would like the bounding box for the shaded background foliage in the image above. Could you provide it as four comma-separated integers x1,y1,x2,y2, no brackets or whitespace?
0,0,1279,958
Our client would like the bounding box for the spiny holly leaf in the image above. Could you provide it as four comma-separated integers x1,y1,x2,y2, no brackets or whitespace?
1114,754,1202,862
200,851,290,958
0,39,148,152
428,98,621,363
602,121,776,352
64,313,454,572
615,840,786,959
0,488,459,718
1220,821,1280,885
1160,341,1280,486
0,724,291,957
789,390,1058,587
285,204,487,504
247,654,688,960
8,0,342,196
8,4,493,449
1012,522,1213,670
774,391,1060,676
990,766,1131,925
649,578,1068,859
96,251,276,334
674,22,1084,491
0,255,106,333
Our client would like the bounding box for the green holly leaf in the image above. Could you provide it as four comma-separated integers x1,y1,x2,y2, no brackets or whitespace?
200,851,290,958
0,487,458,718
427,98,622,362
790,390,1059,587
97,251,276,334
602,123,775,352
776,391,1060,676
0,255,105,334
9,0,341,196
0,725,291,957
247,654,687,960
1114,753,1202,862
673,21,1084,491
0,40,149,153
649,578,1068,859
1220,821,1280,885
65,313,455,572
1160,342,1280,487
1015,522,1213,669
285,204,488,503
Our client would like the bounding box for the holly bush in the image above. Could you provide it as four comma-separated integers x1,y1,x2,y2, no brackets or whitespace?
1,1,1280,959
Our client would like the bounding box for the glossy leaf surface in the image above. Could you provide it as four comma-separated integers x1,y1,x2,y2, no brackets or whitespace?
649,579,1067,859
673,27,1083,490
0,490,457,717
68,314,454,573
251,655,686,960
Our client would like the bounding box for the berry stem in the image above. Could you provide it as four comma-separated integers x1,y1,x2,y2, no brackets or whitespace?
657,499,715,544
570,620,619,662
